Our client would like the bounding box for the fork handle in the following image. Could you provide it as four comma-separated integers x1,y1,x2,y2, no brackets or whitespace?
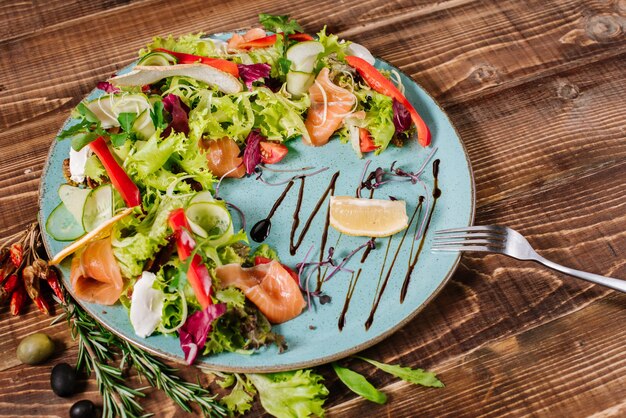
534,255,626,293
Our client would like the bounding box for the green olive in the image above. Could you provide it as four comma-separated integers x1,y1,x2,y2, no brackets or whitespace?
16,332,55,365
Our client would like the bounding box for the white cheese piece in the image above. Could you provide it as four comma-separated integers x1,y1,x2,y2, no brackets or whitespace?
130,271,165,338
346,43,376,66
69,146,91,183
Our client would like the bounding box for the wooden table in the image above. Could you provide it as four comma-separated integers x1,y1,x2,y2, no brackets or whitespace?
1,1,625,416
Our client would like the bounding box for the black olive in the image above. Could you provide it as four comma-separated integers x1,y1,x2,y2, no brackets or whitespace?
50,362,77,397
69,400,98,418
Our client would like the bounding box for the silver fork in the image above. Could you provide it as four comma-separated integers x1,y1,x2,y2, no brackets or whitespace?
432,225,626,293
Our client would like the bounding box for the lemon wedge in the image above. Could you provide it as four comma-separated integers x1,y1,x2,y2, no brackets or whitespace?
329,196,409,237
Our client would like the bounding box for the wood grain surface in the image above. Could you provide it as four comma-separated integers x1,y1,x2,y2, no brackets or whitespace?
1,0,625,416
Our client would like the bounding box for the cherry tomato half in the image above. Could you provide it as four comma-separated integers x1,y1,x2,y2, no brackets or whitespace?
260,142,289,164
359,128,379,153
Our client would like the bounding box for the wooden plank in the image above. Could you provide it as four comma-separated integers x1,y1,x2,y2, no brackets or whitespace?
324,294,626,417
0,0,150,43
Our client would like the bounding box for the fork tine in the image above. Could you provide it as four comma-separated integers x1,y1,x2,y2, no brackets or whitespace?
431,245,498,252
433,233,506,241
435,226,506,235
431,239,505,247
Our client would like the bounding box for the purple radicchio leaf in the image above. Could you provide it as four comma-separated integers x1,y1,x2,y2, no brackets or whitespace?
179,303,227,365
96,81,120,93
162,94,190,137
237,63,271,90
392,98,411,133
243,129,265,175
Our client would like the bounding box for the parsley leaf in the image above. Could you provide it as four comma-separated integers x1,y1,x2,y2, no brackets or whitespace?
259,13,303,35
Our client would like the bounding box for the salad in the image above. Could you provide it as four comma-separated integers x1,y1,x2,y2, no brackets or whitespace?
46,13,431,365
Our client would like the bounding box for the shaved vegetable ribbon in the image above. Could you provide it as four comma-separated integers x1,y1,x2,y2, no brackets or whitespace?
168,208,213,310
89,136,141,207
345,55,431,147
153,48,240,77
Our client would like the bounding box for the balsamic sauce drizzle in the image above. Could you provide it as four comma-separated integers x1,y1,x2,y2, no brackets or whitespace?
399,159,441,303
338,268,362,331
250,180,295,243
364,197,425,330
289,171,340,256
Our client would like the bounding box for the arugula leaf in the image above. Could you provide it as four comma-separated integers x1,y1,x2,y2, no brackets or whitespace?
356,356,444,388
332,363,387,404
259,13,303,35
117,112,137,132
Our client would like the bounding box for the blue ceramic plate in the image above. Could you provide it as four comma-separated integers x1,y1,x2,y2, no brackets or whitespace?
39,33,474,372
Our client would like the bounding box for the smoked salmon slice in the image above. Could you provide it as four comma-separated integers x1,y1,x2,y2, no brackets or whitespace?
304,67,356,146
216,260,306,324
228,28,267,51
70,237,124,305
202,137,246,178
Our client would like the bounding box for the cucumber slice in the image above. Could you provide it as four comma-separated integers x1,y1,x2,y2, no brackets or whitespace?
58,185,91,224
137,51,177,66
286,41,324,73
286,71,315,97
85,93,152,128
185,202,231,239
82,185,113,232
189,191,215,205
132,109,156,140
46,203,85,241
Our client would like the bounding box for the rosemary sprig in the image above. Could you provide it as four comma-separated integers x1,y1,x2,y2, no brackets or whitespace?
56,298,227,417
60,301,149,418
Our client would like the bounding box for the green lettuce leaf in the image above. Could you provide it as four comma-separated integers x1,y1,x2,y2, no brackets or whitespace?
140,33,219,57
126,130,183,178
251,244,280,262
362,91,395,153
247,369,329,418
112,195,188,278
253,87,310,141
220,373,257,415
204,303,285,355
356,356,444,388
214,287,246,309
188,91,255,143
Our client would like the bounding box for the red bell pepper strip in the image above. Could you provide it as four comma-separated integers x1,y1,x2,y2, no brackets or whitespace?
90,137,141,207
236,33,315,50
153,48,240,78
359,128,379,153
254,256,299,283
345,55,431,147
168,208,213,310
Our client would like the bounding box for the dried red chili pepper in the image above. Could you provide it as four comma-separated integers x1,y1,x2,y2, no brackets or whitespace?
34,295,51,316
10,285,27,316
46,267,65,303
9,243,23,268
22,265,40,300
3,274,19,294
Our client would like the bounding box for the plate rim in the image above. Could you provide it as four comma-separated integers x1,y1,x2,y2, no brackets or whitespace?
38,51,475,373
